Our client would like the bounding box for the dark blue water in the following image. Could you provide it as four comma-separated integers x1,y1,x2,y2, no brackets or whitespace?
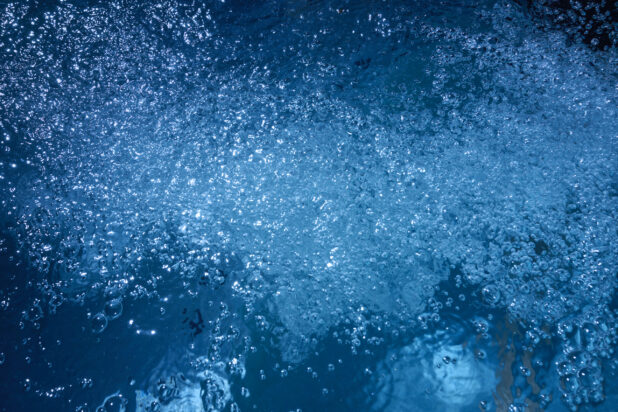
0,0,616,411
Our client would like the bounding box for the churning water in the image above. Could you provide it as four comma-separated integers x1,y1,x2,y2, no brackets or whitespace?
0,0,616,411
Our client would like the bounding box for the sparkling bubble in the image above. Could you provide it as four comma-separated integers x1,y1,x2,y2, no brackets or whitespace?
91,313,108,334
104,298,123,320
481,285,500,306
96,392,128,412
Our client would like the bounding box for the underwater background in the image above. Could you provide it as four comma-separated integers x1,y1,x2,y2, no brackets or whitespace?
0,0,616,411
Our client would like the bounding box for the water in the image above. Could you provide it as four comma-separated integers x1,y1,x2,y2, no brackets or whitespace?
0,0,616,411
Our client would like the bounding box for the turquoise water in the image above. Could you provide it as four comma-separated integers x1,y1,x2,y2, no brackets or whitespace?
0,1,616,411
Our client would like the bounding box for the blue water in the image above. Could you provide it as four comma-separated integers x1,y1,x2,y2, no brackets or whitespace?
0,0,616,411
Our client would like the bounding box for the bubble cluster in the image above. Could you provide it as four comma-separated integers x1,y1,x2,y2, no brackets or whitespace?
0,0,615,410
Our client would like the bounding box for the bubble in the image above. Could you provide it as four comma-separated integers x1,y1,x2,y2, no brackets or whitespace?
104,298,123,320
481,285,500,306
48,293,64,312
25,301,43,322
91,313,108,334
578,368,598,387
562,375,579,393
0,353,5,365
96,392,128,412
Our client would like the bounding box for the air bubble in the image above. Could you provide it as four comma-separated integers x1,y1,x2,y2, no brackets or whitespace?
481,285,500,306
96,392,128,412
104,298,123,320
91,313,108,334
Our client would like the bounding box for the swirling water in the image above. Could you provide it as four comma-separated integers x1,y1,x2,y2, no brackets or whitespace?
0,0,616,411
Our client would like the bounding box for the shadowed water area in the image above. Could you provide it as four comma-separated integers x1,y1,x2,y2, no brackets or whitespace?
0,0,616,411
